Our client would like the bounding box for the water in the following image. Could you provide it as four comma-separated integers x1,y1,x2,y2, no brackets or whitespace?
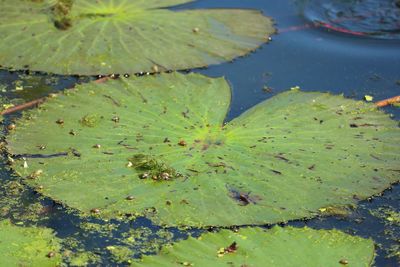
1,0,399,266
302,0,400,40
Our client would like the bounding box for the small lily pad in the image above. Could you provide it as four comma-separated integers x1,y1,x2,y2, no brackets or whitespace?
0,0,274,75
0,220,62,266
133,226,375,267
6,73,400,227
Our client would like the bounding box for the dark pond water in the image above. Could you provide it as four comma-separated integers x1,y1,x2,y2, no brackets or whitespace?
0,0,399,266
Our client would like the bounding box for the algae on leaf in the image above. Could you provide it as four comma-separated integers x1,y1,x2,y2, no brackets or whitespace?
133,226,375,267
6,73,400,227
0,0,275,75
0,220,62,266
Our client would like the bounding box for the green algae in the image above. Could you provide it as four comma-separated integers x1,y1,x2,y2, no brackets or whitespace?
80,114,101,128
66,251,101,266
80,221,118,232
0,179,50,223
369,206,400,263
121,227,175,255
318,205,355,217
370,207,400,226
59,236,102,266
107,245,134,264
128,154,181,182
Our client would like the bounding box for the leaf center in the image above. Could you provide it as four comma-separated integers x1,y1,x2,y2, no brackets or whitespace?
195,127,226,151
50,0,143,30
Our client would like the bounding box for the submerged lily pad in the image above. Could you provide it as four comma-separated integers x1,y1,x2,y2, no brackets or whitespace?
134,226,375,267
6,73,400,227
0,220,62,266
0,0,274,75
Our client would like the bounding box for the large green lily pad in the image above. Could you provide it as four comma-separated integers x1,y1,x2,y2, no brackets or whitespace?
0,220,62,266
0,0,274,75
6,73,400,227
134,226,375,267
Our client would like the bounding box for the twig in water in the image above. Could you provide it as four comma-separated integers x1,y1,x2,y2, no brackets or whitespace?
0,76,110,115
375,96,400,108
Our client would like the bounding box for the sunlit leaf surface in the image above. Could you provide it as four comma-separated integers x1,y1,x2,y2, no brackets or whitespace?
134,226,375,267
7,73,400,227
0,220,62,266
0,0,274,75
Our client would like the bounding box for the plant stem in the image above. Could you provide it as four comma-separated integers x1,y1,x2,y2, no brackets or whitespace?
1,80,398,115
0,76,109,115
375,95,400,107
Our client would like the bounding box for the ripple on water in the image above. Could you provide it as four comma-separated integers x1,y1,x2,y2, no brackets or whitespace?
302,0,400,39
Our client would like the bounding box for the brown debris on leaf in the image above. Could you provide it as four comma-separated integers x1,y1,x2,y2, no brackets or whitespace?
227,186,262,206
217,241,238,257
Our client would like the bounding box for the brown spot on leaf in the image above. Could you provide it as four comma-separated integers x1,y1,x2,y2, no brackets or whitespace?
47,251,56,258
180,199,189,204
103,95,121,106
225,242,238,253
7,124,16,131
178,140,187,146
274,154,289,162
271,169,282,175
182,108,190,118
90,208,100,214
227,186,262,206
207,162,226,168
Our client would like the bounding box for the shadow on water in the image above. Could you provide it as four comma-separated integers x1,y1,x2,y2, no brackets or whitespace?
0,0,399,266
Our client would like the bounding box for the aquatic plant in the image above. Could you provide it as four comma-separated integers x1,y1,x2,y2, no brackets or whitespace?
134,226,375,267
0,220,62,266
6,72,399,227
0,1,398,264
0,0,275,75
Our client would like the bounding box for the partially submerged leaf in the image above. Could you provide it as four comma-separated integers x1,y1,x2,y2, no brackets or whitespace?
6,73,400,227
0,0,275,75
0,220,62,266
133,227,375,267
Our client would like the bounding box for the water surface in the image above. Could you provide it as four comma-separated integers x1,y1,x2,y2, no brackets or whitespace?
0,0,399,266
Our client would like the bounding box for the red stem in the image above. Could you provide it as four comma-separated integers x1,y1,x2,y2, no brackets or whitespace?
375,95,400,107
1,76,109,115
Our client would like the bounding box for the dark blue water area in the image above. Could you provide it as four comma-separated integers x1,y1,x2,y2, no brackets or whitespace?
0,0,399,266
178,0,400,121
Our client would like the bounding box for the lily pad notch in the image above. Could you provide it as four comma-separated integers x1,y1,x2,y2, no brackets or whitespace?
6,72,400,227
0,0,276,75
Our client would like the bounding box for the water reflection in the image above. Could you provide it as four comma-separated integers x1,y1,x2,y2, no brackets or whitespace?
301,0,400,39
